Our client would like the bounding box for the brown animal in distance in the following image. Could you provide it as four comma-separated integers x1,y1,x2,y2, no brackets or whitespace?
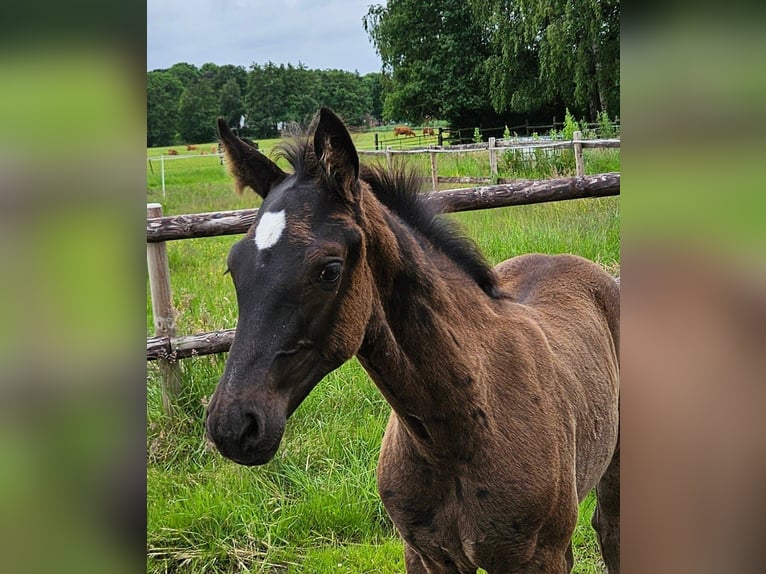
394,125,416,137
206,108,620,573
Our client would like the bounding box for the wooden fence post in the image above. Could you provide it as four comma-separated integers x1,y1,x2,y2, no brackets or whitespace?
160,155,166,198
374,133,379,151
429,147,438,192
147,202,181,417
573,131,585,177
488,137,498,178
437,127,444,146
386,146,393,174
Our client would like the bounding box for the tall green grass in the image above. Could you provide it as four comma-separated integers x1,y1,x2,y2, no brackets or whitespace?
147,135,618,573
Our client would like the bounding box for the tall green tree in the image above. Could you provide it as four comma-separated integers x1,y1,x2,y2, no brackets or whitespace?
281,63,320,125
315,69,369,127
177,76,219,143
364,0,495,127
147,71,183,146
470,0,619,118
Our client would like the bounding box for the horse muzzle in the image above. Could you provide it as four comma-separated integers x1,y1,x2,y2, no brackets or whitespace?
205,392,286,466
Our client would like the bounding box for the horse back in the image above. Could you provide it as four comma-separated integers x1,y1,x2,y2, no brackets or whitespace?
495,253,619,357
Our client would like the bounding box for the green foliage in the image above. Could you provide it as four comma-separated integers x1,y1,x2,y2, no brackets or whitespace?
502,146,619,180
219,78,244,129
364,0,494,126
147,71,183,147
503,124,511,139
469,0,619,119
148,62,381,143
473,127,482,143
166,61,200,88
561,108,581,140
242,63,378,138
177,76,220,144
597,110,616,138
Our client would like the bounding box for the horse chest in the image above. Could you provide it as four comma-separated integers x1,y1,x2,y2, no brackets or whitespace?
380,475,543,571
378,450,545,571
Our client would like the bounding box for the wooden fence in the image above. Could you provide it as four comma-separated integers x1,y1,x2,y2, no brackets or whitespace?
365,132,619,191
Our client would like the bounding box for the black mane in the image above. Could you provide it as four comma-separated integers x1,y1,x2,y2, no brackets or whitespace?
276,139,500,298
360,163,500,298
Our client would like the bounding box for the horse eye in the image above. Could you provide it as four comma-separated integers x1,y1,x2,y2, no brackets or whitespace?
318,262,342,283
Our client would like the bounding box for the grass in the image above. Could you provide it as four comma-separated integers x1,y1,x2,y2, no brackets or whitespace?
147,132,619,573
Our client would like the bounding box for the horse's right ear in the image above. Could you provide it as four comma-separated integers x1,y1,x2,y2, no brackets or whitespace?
217,118,286,199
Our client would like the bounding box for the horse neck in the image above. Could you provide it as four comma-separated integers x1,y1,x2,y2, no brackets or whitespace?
357,194,494,459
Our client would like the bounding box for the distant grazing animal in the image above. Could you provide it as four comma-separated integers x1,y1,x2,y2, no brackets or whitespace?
422,126,435,136
211,144,219,153
207,108,620,573
394,125,416,137
187,145,198,151
166,149,178,156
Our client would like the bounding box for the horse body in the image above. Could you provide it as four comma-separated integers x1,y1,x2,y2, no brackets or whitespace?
206,108,619,573
355,191,619,572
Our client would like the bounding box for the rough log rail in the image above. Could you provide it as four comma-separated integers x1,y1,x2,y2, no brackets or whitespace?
148,328,236,361
431,173,619,213
147,208,259,243
147,173,620,243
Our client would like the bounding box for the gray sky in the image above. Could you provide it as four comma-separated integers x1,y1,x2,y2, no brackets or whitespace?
147,0,384,74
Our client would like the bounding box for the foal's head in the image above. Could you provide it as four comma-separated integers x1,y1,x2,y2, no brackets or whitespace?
206,108,374,465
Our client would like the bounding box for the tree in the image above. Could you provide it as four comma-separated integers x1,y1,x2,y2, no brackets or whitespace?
363,0,496,128
220,78,245,130
362,73,384,121
147,71,183,146
177,76,219,143
470,0,619,118
244,62,286,138
166,62,200,88
314,69,369,127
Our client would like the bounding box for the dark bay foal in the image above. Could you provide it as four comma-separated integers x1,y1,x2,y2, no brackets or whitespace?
206,108,620,573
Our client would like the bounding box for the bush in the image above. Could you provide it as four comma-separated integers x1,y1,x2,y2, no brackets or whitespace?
597,110,616,138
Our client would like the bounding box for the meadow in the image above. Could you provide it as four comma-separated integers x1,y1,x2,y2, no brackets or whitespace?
147,130,619,573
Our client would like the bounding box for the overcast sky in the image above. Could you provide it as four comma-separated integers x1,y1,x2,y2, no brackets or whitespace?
147,0,384,75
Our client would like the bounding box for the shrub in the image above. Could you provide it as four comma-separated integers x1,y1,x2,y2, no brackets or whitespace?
597,110,616,138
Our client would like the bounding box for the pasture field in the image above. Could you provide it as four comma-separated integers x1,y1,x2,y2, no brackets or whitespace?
147,136,619,573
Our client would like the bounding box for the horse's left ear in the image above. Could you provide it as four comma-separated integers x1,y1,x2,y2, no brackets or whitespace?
313,107,360,204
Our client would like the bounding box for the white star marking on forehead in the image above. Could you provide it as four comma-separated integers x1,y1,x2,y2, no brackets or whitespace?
254,210,286,250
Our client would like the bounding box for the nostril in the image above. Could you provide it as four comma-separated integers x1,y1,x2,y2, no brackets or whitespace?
239,411,263,449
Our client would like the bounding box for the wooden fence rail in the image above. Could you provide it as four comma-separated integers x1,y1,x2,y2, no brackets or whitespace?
147,173,620,365
147,173,620,243
148,328,236,361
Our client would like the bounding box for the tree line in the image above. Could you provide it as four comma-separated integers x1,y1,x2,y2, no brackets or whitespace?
147,0,618,146
147,62,383,146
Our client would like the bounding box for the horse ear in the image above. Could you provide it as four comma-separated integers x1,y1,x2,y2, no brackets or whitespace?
313,107,360,204
217,118,286,198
